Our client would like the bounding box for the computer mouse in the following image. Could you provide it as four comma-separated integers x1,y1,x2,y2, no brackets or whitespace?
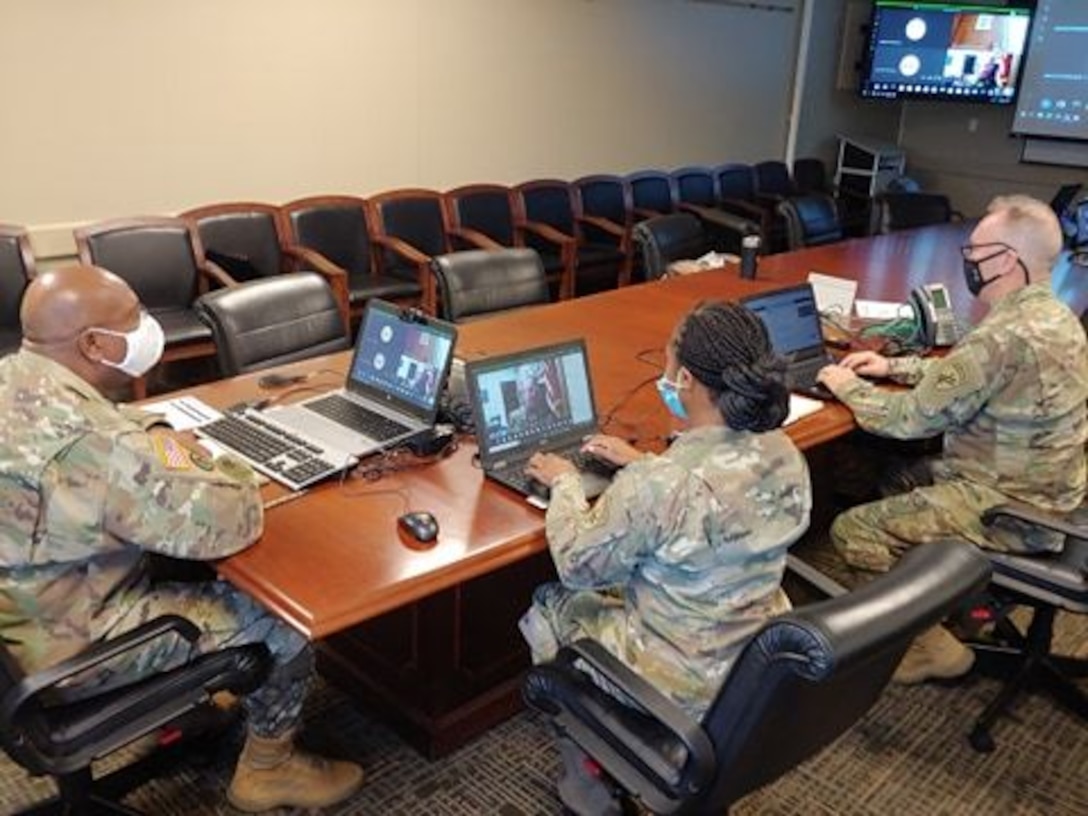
397,511,439,546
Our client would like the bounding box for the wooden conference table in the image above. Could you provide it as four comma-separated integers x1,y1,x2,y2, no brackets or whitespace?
180,221,1079,755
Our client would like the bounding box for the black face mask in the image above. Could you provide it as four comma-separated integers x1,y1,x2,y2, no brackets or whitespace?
962,257,998,296
960,243,1027,298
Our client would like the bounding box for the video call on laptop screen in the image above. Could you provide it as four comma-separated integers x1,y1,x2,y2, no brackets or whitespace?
473,346,596,455
744,288,824,356
349,306,454,412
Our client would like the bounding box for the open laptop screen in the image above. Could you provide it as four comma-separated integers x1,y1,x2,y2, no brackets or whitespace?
347,301,456,418
742,284,824,356
469,340,597,459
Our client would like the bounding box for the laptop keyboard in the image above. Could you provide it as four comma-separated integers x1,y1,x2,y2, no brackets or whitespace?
494,448,618,499
304,394,412,442
197,411,355,491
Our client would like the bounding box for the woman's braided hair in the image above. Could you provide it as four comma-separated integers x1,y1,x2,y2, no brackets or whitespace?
674,300,790,432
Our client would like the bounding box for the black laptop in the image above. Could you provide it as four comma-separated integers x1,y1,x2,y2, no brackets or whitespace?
465,339,615,505
741,283,835,400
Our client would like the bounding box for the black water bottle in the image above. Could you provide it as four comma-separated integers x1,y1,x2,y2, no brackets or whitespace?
740,234,760,280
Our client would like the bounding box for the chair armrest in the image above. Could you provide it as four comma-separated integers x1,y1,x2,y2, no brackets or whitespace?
633,207,666,221
199,261,238,290
517,220,576,249
559,641,711,757
577,215,628,241
370,235,436,313
282,245,352,332
718,198,771,221
533,644,713,809
448,227,505,251
982,503,1088,540
756,192,787,207
680,204,759,238
1,616,199,718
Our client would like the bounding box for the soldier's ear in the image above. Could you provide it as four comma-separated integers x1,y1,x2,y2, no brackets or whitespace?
76,328,109,364
676,366,694,389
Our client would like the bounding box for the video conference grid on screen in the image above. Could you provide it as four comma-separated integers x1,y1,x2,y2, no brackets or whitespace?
349,309,452,411
1013,0,1088,140
475,351,594,454
859,1,1033,105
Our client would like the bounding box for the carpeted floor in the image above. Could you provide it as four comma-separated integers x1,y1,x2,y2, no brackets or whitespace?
3,610,1085,815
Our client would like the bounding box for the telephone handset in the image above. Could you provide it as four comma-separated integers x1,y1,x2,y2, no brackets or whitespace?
910,283,959,348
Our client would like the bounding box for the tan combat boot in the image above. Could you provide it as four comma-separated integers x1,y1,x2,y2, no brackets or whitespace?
226,729,364,812
893,624,975,685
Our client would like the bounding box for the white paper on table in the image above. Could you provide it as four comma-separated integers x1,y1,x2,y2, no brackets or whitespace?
808,272,857,317
139,396,223,430
855,299,912,320
785,394,824,425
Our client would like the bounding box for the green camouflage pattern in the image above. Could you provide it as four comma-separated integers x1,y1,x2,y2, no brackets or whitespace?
0,350,263,669
521,424,811,719
829,284,1088,569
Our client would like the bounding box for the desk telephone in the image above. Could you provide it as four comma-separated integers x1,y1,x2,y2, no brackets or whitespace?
910,283,959,348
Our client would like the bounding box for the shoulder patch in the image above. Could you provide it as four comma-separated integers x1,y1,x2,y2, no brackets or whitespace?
152,435,194,470
916,353,986,414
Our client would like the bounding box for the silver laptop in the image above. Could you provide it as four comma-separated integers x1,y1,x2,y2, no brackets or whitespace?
741,283,834,400
465,339,616,504
265,299,457,456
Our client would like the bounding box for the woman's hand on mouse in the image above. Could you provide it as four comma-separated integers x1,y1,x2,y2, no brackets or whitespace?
581,434,641,467
526,452,577,486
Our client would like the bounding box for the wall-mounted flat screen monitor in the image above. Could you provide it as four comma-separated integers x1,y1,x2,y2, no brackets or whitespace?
1012,0,1088,141
858,1,1035,105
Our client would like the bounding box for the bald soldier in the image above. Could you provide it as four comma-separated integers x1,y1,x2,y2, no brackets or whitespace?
0,266,363,812
818,194,1088,684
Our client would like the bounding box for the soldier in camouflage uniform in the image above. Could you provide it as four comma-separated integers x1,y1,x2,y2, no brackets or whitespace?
522,301,811,816
0,266,363,812
818,194,1088,684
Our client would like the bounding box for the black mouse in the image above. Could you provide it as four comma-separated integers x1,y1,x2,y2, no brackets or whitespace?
397,511,439,545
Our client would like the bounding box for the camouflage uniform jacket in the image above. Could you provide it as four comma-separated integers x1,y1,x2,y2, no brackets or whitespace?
0,351,263,672
830,284,1088,513
545,424,811,714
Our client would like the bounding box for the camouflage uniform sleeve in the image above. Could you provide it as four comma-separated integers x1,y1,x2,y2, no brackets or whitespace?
103,429,264,560
833,334,1008,440
544,464,649,590
886,355,933,385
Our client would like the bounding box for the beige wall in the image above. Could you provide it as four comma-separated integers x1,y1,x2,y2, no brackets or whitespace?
1,0,801,258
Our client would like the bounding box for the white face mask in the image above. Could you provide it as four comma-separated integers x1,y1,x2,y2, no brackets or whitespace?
90,311,165,378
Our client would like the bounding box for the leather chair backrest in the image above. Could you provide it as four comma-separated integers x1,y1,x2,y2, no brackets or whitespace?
431,248,548,322
288,203,373,289
698,542,990,808
576,176,629,224
779,194,843,249
715,164,757,202
519,182,576,233
193,210,283,280
627,172,675,215
450,189,517,246
793,157,829,195
672,167,718,208
377,195,447,257
0,227,33,350
78,220,201,310
872,193,954,234
633,214,708,280
754,160,795,198
195,272,350,376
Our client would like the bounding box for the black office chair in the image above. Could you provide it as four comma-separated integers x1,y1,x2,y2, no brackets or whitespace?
869,192,959,235
195,271,351,377
777,194,844,250
632,214,712,281
965,503,1088,753
524,542,990,815
0,224,36,356
0,615,270,815
430,248,548,323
